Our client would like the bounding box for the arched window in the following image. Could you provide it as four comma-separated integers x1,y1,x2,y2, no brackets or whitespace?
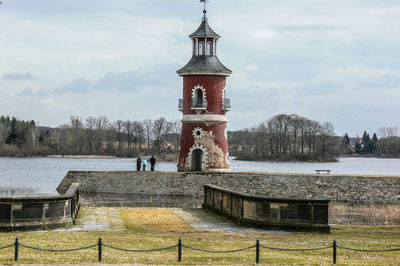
195,89,204,107
206,41,212,55
199,42,204,55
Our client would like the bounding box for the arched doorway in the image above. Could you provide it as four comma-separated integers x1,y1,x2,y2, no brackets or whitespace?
191,149,203,171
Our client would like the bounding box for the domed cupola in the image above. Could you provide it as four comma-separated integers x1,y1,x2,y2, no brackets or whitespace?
177,10,232,76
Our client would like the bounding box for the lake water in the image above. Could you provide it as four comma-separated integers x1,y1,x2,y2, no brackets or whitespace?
0,157,399,195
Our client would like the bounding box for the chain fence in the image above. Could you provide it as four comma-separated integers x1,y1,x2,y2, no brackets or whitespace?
260,244,332,252
19,243,97,252
182,244,256,253
337,245,400,253
1,237,399,264
103,243,178,252
0,243,14,250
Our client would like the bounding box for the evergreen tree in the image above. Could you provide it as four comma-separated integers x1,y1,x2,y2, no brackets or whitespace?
372,133,378,152
344,133,350,146
354,142,362,153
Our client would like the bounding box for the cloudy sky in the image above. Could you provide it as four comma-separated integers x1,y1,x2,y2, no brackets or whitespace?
1,0,399,136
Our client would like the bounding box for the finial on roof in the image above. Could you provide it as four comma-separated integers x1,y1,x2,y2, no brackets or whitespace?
200,0,207,20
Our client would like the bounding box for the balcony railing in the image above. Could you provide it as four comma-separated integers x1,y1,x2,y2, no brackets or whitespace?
222,98,231,111
178,99,183,111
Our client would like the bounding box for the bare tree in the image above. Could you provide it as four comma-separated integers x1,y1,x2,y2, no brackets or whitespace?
123,120,134,150
143,119,153,150
171,119,182,151
378,126,399,138
235,114,339,161
85,116,97,153
114,120,124,150
132,121,144,150
152,117,173,156
0,123,9,145
70,116,84,154
95,116,110,152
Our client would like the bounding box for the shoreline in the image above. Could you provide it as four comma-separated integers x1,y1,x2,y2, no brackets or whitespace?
46,155,118,159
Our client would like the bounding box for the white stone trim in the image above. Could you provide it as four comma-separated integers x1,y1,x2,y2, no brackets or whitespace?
187,144,208,171
206,168,231,172
182,114,227,123
178,72,231,77
222,87,226,99
192,85,206,101
192,127,204,139
225,153,230,167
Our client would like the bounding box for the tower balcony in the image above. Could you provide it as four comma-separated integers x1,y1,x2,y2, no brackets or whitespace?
178,99,183,111
191,99,207,114
222,98,231,111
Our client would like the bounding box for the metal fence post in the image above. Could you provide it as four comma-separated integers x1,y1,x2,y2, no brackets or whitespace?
333,239,337,264
178,238,182,262
14,237,19,261
256,239,260,264
98,237,102,262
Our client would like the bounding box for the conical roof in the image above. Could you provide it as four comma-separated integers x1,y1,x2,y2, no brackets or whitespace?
189,17,220,39
177,56,232,76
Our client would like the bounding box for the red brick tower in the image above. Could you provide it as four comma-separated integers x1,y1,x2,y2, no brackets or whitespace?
177,7,232,172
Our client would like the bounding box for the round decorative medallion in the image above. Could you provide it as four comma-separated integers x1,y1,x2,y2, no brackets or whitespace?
192,127,204,139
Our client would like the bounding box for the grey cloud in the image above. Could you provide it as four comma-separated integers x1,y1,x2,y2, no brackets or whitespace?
2,72,34,80
4,0,198,20
18,87,34,96
95,63,180,91
57,63,180,93
360,74,400,88
274,25,343,32
57,78,92,93
17,87,47,97
295,81,343,95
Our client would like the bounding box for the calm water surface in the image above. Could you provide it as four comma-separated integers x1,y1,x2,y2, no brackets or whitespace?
0,157,399,195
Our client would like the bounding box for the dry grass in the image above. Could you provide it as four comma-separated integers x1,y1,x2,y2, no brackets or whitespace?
119,208,193,232
331,203,400,225
0,208,399,264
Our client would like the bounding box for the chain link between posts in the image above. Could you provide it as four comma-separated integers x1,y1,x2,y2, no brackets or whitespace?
102,243,178,252
182,244,256,253
19,243,97,252
337,245,400,252
261,244,333,252
0,244,14,250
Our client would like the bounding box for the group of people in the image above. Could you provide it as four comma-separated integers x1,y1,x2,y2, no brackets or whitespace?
136,155,156,171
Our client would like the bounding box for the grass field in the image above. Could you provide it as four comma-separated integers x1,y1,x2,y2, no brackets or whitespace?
0,208,399,265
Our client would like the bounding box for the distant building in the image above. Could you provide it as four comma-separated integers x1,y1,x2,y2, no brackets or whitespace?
177,7,232,172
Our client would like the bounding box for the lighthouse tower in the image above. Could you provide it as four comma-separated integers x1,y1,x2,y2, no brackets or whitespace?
177,6,232,172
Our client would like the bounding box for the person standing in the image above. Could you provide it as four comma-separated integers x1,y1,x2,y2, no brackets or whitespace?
136,156,141,171
150,155,156,171
142,157,147,171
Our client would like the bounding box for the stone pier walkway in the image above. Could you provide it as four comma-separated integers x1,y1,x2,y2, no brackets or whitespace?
173,208,290,234
72,207,126,231
70,207,289,234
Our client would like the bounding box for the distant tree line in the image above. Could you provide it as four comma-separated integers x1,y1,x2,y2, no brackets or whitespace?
0,115,181,157
1,114,400,160
228,114,339,161
340,127,400,158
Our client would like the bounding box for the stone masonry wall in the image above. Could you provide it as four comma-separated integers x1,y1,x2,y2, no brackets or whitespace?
57,171,400,206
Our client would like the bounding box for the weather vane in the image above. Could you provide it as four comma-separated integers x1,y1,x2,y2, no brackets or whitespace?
200,0,209,14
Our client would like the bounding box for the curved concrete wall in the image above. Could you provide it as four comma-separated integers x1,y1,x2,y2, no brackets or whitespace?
203,184,330,232
0,183,79,231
